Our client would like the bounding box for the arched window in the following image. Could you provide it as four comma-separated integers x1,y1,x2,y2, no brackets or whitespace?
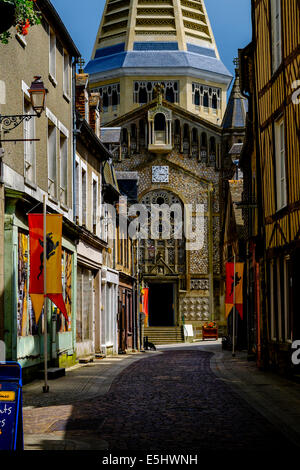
121,127,128,144
166,86,175,103
174,119,180,135
195,89,200,106
140,190,186,279
139,87,148,104
131,123,137,138
183,124,189,140
139,119,145,138
102,92,108,111
203,91,209,108
112,90,118,107
210,136,216,154
121,127,128,157
154,113,166,131
201,132,207,161
192,128,198,143
209,137,216,164
212,93,218,110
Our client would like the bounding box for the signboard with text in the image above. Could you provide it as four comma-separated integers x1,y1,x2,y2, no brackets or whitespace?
0,362,23,450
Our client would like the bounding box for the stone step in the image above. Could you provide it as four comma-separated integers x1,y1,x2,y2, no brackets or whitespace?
78,356,94,364
144,327,184,344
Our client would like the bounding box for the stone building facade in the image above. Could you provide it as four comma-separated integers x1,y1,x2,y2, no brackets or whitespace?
85,0,233,339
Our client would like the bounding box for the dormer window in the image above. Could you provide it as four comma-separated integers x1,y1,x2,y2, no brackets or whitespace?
134,81,179,105
192,83,221,113
148,106,172,153
95,83,120,113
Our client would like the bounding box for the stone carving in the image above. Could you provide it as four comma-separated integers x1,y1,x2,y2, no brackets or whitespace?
191,279,209,290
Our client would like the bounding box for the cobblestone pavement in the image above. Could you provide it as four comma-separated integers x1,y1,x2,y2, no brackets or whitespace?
23,347,298,451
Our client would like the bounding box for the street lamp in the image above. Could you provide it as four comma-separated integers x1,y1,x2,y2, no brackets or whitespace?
0,75,47,134
28,76,47,118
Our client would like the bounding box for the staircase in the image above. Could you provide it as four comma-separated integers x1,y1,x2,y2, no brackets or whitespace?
144,326,184,345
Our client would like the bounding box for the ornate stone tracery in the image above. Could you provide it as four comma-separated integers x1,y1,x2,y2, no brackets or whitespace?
139,190,186,275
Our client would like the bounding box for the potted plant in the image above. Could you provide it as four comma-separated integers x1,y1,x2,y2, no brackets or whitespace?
0,0,40,44
202,321,218,341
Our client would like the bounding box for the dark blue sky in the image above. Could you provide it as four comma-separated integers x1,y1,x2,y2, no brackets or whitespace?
51,0,252,87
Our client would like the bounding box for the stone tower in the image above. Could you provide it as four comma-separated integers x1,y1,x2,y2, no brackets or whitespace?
86,0,233,341
85,0,232,125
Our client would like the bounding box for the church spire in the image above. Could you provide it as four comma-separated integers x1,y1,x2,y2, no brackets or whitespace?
91,0,218,56
85,0,232,124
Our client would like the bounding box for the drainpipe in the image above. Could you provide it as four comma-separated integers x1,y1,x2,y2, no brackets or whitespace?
72,57,79,223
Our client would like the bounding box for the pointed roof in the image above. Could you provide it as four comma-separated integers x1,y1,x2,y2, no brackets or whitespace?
222,66,248,129
85,0,232,87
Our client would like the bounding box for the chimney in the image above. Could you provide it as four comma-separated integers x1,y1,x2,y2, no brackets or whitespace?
75,73,89,121
89,92,101,138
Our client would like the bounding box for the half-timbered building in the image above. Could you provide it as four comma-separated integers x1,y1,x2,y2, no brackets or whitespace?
240,0,300,373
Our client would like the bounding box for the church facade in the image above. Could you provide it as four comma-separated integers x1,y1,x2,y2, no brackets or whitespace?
85,0,233,339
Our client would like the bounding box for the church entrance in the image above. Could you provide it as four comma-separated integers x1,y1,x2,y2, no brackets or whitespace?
148,282,174,327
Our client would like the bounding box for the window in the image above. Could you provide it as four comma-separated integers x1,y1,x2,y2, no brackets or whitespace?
284,258,292,341
133,81,179,104
60,132,68,205
271,0,282,72
81,166,87,226
269,261,277,340
48,121,57,198
75,158,80,223
275,118,287,210
49,29,56,80
192,83,221,112
77,266,94,342
92,176,98,235
95,83,120,112
63,51,70,97
24,98,35,183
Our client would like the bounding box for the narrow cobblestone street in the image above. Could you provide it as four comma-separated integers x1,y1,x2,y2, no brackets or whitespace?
23,343,300,451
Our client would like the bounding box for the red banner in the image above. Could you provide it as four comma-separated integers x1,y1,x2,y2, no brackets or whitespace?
28,214,68,322
225,262,244,319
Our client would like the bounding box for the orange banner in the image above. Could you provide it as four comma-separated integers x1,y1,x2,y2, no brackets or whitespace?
142,287,149,327
225,262,244,319
28,214,67,322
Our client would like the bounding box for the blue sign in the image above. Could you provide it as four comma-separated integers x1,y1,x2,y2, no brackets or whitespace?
0,362,23,450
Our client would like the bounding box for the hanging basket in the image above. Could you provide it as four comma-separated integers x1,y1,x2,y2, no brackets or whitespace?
0,1,16,34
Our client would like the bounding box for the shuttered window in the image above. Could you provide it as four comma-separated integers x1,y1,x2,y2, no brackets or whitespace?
271,0,282,72
275,118,287,210
48,122,57,198
60,133,68,205
49,29,56,79
63,51,70,96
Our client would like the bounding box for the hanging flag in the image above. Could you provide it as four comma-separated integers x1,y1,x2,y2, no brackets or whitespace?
141,287,149,327
225,262,244,319
28,214,68,323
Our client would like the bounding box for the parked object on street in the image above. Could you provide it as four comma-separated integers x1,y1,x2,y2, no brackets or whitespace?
202,322,218,341
144,336,156,351
0,362,23,450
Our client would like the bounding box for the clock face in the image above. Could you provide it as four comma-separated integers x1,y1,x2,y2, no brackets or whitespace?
152,166,169,183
